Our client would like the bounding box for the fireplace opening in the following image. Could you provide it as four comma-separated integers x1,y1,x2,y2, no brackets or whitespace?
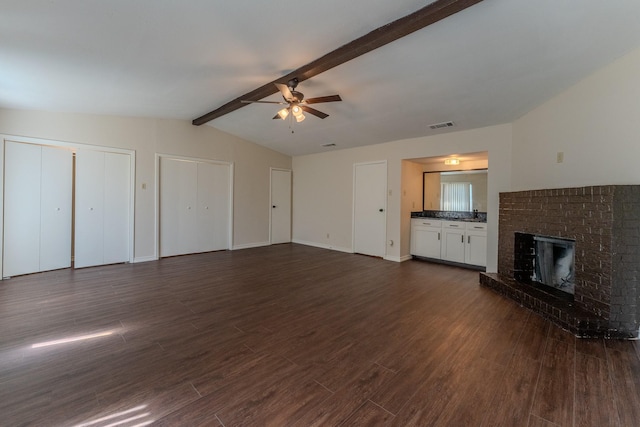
532,235,575,295
513,232,576,298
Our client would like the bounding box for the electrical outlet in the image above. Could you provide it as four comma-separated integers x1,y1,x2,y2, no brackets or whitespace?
326,233,330,239
557,152,564,163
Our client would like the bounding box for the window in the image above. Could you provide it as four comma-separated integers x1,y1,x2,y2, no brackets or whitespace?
441,182,472,211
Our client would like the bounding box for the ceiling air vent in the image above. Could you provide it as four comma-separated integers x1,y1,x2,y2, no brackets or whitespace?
429,121,455,130
321,143,336,147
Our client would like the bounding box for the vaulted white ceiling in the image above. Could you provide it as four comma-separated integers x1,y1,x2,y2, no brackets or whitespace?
2,1,640,156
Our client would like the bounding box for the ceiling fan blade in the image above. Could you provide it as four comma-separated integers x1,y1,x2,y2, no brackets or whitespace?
303,95,342,104
275,83,294,102
272,114,281,120
300,105,329,119
240,100,287,104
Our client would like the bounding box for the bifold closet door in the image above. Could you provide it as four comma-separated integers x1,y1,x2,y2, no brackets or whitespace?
160,157,230,257
75,149,130,268
160,158,198,257
3,141,72,277
197,161,230,252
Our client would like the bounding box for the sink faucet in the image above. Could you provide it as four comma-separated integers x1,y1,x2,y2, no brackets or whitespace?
473,209,478,218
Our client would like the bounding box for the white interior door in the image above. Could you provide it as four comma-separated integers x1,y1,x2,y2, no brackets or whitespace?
39,146,73,271
198,162,230,251
160,157,231,257
270,169,292,244
3,142,42,276
75,149,105,268
103,152,130,264
353,161,387,257
75,149,131,268
3,142,72,277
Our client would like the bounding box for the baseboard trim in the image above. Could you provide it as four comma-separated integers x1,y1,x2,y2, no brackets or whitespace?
385,254,413,263
292,239,353,254
232,241,271,250
133,256,158,263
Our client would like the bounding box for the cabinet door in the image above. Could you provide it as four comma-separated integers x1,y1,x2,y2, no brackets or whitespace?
103,152,130,264
39,146,73,271
3,141,42,276
411,227,441,258
442,229,465,263
75,149,105,268
465,229,487,267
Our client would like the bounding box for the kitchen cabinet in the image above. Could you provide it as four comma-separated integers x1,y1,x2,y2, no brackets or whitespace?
410,219,442,259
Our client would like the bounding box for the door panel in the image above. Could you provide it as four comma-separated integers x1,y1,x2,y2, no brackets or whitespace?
75,149,105,268
353,162,387,257
178,160,198,255
270,169,291,244
39,146,73,271
199,162,230,251
103,152,130,264
3,142,42,276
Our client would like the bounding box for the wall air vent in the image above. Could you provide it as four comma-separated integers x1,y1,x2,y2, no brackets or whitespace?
429,121,455,130
321,143,336,147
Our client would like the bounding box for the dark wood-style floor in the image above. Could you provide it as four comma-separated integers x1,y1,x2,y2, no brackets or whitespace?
1,244,639,426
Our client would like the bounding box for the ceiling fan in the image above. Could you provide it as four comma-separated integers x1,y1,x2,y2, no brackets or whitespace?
241,78,341,122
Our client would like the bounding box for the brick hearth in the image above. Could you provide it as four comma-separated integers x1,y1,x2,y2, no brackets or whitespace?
480,185,640,338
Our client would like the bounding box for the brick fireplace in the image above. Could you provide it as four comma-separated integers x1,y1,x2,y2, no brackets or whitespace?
480,185,640,338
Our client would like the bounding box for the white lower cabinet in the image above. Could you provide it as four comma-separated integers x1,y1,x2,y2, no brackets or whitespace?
410,219,442,259
411,218,487,268
442,221,466,263
465,223,488,267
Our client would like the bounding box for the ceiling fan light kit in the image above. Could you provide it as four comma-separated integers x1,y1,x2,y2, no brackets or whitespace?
241,78,341,126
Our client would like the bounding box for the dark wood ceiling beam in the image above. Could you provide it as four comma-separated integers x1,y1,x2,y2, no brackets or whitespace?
193,0,483,126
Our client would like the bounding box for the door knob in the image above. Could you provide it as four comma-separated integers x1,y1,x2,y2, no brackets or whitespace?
379,208,384,212
272,205,277,208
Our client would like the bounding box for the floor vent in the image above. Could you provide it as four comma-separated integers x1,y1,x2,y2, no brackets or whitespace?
429,121,455,130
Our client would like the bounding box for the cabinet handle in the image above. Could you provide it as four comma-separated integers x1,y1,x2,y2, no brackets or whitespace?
468,236,471,244
461,235,464,243
438,232,440,240
450,224,459,227
474,226,484,229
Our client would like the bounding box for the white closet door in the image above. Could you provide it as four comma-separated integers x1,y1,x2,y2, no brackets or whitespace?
160,158,181,257
75,149,105,268
160,158,231,257
178,160,199,255
160,158,198,256
75,149,131,268
103,152,130,264
39,146,73,271
197,162,230,252
3,142,42,276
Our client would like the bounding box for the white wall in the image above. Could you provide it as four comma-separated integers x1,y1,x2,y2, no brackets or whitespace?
292,124,512,271
0,108,291,261
401,160,424,257
512,46,640,190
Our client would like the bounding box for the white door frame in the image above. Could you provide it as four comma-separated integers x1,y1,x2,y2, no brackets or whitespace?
352,160,388,257
269,168,292,244
155,154,234,259
0,134,136,278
